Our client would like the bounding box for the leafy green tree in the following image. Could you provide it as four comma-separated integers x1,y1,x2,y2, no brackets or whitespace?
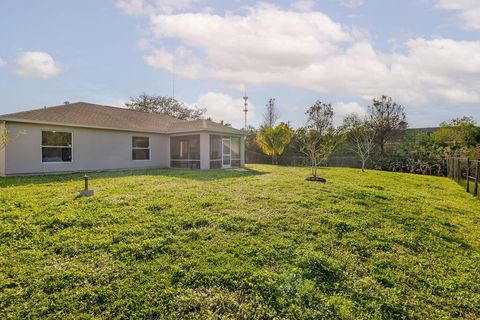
256,123,294,165
432,117,480,148
342,114,375,172
126,93,206,120
298,101,340,178
368,95,407,156
396,131,444,174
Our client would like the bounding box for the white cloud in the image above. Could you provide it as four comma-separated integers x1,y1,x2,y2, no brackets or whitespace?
116,0,147,15
339,0,366,8
145,4,352,81
15,51,62,79
195,92,256,128
291,0,316,12
116,0,200,15
332,101,367,125
0,57,5,67
111,99,129,108
436,0,480,30
129,3,480,107
387,38,480,104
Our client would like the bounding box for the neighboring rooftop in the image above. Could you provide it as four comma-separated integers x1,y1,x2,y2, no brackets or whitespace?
0,102,242,135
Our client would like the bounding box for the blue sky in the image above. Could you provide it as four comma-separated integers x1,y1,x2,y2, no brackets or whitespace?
0,0,479,128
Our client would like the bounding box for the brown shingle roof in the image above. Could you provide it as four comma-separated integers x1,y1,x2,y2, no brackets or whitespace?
0,102,243,135
168,119,243,134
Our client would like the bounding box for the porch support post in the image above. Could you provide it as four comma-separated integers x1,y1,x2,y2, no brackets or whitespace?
200,132,210,170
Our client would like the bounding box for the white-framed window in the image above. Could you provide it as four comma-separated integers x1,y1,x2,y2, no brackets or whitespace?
132,136,150,160
41,131,73,163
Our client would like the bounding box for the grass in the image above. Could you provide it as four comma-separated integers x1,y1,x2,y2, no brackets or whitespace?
0,164,479,319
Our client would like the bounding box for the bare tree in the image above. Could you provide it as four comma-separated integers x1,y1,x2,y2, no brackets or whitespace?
368,95,407,156
343,113,376,172
0,127,26,151
297,101,339,179
263,98,279,128
126,93,206,120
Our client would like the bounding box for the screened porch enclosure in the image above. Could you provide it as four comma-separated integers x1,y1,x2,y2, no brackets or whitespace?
209,135,241,169
170,133,243,169
170,135,201,169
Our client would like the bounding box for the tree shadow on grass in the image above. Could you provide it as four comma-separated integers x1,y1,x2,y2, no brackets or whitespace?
0,167,268,188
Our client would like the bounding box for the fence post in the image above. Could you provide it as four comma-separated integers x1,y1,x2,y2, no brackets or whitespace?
452,158,458,180
474,160,479,197
450,158,453,178
453,158,456,181
457,158,461,184
466,158,471,193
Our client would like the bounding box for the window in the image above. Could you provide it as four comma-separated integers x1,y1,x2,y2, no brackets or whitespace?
170,135,200,169
42,131,72,163
132,137,150,160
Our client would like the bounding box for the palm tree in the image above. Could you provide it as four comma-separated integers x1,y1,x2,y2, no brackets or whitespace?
256,123,293,165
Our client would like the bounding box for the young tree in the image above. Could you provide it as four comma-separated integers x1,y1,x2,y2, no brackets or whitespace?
0,127,7,151
263,98,279,128
256,123,293,165
342,114,375,172
126,93,206,120
0,127,26,151
297,101,339,179
368,95,407,156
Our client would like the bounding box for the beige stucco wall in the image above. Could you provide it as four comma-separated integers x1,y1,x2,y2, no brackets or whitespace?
200,132,210,170
0,122,5,176
4,122,170,175
240,136,245,167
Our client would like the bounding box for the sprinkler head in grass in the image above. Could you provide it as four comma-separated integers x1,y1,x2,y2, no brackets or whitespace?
80,175,94,197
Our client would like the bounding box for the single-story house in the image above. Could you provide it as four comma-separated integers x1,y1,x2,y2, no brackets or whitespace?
0,102,245,176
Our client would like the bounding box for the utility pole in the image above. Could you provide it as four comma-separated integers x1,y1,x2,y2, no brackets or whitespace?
243,90,249,129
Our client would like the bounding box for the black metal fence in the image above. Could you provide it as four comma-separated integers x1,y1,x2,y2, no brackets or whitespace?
247,150,480,198
445,158,479,197
246,151,362,168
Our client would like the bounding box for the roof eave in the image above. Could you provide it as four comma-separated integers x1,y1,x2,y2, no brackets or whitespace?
0,117,245,135
167,127,244,135
0,117,169,134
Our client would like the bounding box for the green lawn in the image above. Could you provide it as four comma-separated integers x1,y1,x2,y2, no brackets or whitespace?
0,165,479,319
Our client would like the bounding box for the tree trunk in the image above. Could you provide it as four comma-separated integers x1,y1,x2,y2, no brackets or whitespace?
272,153,277,165
379,137,385,157
361,160,366,172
